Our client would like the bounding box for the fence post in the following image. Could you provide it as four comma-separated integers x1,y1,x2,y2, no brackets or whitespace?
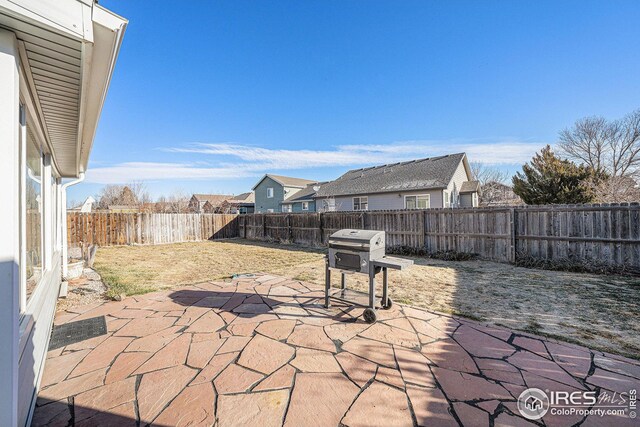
287,214,293,242
262,214,267,240
510,208,517,263
319,212,325,245
362,212,370,229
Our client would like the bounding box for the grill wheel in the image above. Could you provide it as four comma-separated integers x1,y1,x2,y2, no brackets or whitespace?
363,308,377,323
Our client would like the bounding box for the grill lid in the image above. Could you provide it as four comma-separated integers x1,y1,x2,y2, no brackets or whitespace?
328,229,385,249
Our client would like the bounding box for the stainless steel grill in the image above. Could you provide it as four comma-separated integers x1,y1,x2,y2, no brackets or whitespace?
324,229,413,323
328,229,385,274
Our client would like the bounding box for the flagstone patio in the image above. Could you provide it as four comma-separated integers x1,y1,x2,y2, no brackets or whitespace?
33,274,639,427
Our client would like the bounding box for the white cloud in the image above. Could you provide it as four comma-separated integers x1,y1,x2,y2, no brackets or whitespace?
85,162,255,184
166,139,544,169
87,139,546,184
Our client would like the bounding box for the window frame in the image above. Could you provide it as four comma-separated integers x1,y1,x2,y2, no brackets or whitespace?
404,194,431,210
301,201,309,211
443,191,450,208
353,196,368,211
266,187,274,198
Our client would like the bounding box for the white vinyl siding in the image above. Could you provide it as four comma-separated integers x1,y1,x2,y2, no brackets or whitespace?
446,160,471,208
353,196,368,211
405,194,430,209
443,191,450,208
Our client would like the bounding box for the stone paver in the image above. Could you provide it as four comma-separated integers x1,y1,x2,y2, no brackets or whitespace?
214,363,264,394
153,382,216,426
137,365,197,424
218,389,289,427
238,334,295,374
105,351,152,384
342,381,413,427
335,352,377,387
406,385,457,427
255,319,297,340
254,364,296,391
287,324,336,352
34,274,640,427
290,348,342,372
284,373,359,427
73,377,136,422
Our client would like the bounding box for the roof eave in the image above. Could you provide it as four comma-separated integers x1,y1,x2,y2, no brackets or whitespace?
76,4,127,177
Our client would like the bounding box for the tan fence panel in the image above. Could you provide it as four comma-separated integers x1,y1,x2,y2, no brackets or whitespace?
366,210,425,248
321,212,365,243
424,207,513,262
515,203,640,271
67,213,238,247
290,213,322,245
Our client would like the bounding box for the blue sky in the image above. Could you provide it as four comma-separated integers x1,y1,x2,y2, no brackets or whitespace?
69,0,640,203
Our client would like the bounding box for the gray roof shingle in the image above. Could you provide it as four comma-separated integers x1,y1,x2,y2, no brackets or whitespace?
460,181,480,193
315,153,466,198
284,182,327,202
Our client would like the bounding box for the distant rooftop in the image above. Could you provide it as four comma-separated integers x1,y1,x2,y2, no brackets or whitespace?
315,153,467,198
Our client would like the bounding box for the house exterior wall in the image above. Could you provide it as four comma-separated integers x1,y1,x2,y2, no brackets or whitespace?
254,178,305,213
460,193,474,208
445,160,471,207
318,189,445,211
0,30,67,426
254,176,284,213
284,200,316,212
0,29,21,427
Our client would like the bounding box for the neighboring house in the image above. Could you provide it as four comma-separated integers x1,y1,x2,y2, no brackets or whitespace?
0,2,127,425
314,153,478,211
459,181,480,208
252,174,316,213
281,183,324,212
188,194,233,213
69,196,96,213
480,181,523,206
219,192,255,214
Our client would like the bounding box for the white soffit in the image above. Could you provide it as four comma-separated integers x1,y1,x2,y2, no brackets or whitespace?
0,0,126,177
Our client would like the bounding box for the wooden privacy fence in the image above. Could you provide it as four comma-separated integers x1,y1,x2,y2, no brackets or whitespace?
67,204,640,272
67,213,238,247
237,203,640,272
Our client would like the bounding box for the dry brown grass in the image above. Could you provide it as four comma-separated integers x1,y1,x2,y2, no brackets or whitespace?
94,239,640,359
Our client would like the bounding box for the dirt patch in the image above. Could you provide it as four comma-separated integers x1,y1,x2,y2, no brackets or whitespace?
92,239,640,359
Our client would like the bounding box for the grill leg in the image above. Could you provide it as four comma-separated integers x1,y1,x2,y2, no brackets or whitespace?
368,269,375,309
324,259,331,308
340,273,346,296
382,267,388,307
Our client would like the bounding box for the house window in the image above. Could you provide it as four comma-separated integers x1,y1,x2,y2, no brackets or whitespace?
267,187,274,198
282,204,292,213
25,129,43,304
267,208,274,213
353,196,368,211
405,194,430,209
443,191,450,208
301,201,309,211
